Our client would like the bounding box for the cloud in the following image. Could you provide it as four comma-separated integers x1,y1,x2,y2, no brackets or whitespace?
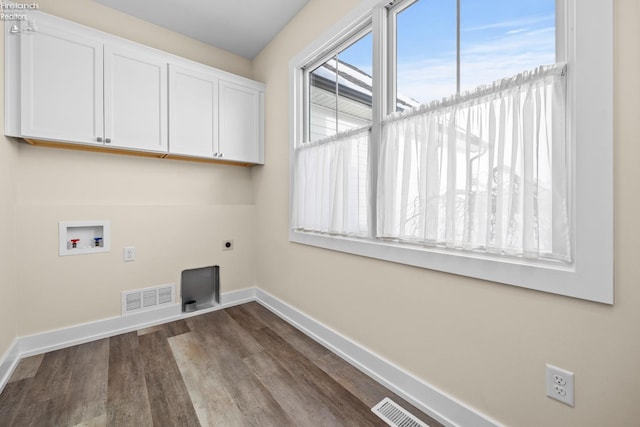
462,14,554,33
396,26,556,103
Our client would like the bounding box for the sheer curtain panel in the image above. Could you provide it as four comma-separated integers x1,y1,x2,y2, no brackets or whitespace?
292,126,370,237
377,64,570,261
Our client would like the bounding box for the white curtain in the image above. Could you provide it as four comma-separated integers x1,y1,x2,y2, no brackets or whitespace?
377,64,570,261
292,126,370,237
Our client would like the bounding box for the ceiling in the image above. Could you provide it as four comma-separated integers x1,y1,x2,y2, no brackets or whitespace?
94,0,310,59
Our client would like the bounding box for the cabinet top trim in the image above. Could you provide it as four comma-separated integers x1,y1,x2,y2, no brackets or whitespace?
9,9,265,90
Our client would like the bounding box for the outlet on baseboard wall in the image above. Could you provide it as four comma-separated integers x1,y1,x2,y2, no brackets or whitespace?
546,364,575,406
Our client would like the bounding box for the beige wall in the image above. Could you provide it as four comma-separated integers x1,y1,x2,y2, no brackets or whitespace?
2,0,638,425
6,0,258,336
253,0,640,425
16,149,257,335
0,25,19,358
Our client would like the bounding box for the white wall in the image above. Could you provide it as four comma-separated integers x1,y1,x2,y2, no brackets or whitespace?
7,0,258,337
252,0,640,425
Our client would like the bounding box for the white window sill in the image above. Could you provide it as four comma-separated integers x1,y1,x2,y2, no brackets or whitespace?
290,229,612,304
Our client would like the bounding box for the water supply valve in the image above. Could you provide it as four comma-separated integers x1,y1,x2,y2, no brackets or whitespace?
94,237,103,247
70,239,80,249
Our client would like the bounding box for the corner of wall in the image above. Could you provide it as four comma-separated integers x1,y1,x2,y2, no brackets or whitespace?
0,18,20,365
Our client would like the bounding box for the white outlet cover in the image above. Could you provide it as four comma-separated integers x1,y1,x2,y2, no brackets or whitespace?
123,246,136,262
546,364,575,407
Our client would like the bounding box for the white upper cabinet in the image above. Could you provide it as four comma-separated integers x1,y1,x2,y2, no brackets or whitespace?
168,66,265,164
218,80,263,164
19,17,104,145
104,45,168,152
5,10,264,165
168,65,217,158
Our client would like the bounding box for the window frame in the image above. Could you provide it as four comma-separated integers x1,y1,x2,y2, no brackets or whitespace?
289,0,613,304
304,23,373,142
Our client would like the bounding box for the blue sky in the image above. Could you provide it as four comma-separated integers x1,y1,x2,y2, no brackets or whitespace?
339,0,555,104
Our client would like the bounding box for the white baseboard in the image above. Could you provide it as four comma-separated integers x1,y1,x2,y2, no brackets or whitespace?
0,287,255,393
255,288,502,427
0,286,499,427
19,303,183,359
0,338,20,395
220,287,256,307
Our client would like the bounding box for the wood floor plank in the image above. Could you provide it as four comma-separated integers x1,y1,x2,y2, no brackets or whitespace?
237,301,298,335
168,331,246,426
230,303,440,426
8,354,44,384
0,378,31,426
228,305,348,425
225,304,269,331
12,394,68,427
243,349,341,426
250,326,385,426
188,317,255,386
187,309,263,359
138,319,190,337
26,346,76,401
107,332,153,427
71,413,107,427
190,319,295,426
227,375,295,427
59,338,110,426
319,352,401,407
23,345,77,403
317,352,443,427
280,328,331,363
138,331,201,427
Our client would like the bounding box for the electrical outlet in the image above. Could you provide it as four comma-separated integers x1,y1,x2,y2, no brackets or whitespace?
553,374,567,386
123,246,136,262
546,364,574,406
222,240,234,251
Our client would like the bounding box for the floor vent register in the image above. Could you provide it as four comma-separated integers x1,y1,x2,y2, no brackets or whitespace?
371,397,429,427
122,284,175,315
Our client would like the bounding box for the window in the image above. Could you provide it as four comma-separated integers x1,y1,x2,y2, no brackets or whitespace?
290,0,613,304
294,27,372,236
390,0,557,105
380,0,568,261
393,0,457,107
308,30,373,141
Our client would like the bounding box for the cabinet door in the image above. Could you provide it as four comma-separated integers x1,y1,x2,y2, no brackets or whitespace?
104,45,168,152
20,19,103,144
168,65,217,157
218,80,262,163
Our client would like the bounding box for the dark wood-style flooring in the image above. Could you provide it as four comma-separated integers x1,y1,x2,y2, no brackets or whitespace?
0,302,442,426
